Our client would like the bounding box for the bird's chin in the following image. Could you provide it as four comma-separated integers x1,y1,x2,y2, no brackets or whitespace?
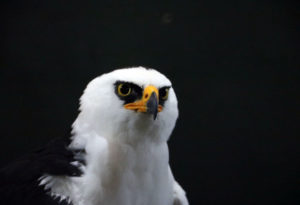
135,112,158,122
126,112,158,130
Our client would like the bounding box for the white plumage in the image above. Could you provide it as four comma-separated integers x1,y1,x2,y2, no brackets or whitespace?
40,67,188,205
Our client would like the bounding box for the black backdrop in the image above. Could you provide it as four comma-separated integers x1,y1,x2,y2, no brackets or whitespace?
0,1,299,204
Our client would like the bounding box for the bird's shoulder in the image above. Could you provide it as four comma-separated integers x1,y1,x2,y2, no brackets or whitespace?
0,137,85,205
173,180,189,205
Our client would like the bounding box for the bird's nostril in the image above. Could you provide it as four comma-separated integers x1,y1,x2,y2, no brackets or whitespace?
145,94,149,99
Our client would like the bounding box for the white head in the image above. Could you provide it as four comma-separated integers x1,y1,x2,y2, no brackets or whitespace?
72,67,178,144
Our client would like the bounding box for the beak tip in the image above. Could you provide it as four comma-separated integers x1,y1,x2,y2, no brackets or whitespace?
153,112,157,120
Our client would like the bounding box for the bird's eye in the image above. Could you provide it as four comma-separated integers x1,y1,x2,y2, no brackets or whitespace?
117,83,132,96
160,87,169,100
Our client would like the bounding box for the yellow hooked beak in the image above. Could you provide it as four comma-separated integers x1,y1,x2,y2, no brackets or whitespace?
124,85,163,119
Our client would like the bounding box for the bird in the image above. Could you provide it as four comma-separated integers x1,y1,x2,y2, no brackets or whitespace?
0,67,189,205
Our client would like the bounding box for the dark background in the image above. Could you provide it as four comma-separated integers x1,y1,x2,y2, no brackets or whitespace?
0,1,299,204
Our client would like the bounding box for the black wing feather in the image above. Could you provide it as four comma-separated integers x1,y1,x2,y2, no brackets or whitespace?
0,137,84,205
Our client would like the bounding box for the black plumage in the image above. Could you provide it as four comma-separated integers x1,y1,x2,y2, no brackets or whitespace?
0,137,85,205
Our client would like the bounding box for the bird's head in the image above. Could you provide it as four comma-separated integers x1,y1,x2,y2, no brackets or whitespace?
72,67,178,143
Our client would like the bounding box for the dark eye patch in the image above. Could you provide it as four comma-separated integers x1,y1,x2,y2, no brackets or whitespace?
159,86,171,106
114,81,143,104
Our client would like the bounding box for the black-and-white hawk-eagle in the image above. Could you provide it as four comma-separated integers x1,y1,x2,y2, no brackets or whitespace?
0,67,189,205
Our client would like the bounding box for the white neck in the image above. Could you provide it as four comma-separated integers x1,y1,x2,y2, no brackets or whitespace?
64,127,173,205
